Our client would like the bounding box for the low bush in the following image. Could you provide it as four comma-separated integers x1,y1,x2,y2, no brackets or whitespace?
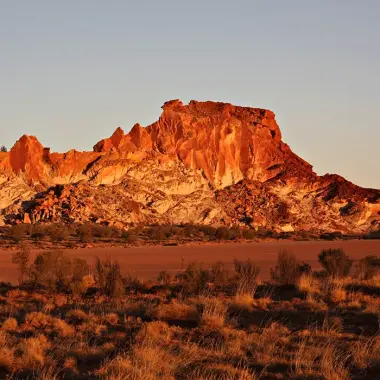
146,225,181,241
364,229,380,239
318,249,352,278
157,270,172,285
7,224,31,242
270,251,311,285
215,227,230,240
92,224,120,238
122,231,138,243
242,229,256,240
199,226,217,240
176,262,210,295
94,258,125,299
47,223,71,242
215,226,241,241
209,261,229,287
354,255,380,280
76,223,93,242
30,225,46,242
12,244,30,285
29,250,90,292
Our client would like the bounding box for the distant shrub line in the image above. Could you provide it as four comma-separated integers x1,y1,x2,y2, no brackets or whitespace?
3,222,378,245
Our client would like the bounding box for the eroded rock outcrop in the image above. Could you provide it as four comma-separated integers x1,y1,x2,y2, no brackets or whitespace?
94,100,313,188
0,100,379,233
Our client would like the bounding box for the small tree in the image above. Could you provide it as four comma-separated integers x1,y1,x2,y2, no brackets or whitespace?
12,244,30,285
318,249,352,278
0,146,7,152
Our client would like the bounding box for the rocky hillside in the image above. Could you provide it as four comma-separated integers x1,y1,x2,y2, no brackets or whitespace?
0,100,379,233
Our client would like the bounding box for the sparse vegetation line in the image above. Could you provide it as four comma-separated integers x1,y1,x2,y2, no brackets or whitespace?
1,222,379,251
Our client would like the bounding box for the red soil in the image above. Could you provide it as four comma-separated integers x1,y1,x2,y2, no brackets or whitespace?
1,240,380,284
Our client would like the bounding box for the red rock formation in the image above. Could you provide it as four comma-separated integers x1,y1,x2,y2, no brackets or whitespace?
3,101,314,188
3,135,100,185
9,135,48,182
94,100,313,188
0,100,379,233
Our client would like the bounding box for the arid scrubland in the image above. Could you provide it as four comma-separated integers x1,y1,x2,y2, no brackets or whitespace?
0,247,379,379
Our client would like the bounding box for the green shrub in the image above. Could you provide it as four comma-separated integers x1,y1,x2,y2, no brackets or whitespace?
318,249,352,278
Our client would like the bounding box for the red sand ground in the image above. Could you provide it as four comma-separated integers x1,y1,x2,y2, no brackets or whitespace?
1,240,380,284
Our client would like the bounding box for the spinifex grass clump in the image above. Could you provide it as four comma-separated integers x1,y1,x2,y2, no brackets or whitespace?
234,259,260,295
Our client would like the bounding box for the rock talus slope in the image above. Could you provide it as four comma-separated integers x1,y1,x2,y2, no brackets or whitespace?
0,100,379,232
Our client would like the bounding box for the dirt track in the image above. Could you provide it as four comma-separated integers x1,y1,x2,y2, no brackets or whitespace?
1,240,380,284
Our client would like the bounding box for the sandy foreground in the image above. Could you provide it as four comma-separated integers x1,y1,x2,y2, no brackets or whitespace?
0,240,380,284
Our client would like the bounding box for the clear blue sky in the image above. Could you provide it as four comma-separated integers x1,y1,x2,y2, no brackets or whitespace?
1,1,379,188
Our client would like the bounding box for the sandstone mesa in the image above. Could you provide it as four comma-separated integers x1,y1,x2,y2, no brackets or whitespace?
0,100,379,233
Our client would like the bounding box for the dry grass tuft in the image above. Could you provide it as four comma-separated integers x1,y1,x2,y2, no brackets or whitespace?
155,299,199,321
2,317,18,332
198,297,228,329
21,334,51,368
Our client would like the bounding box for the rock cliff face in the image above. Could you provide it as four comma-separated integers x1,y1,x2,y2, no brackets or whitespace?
93,100,313,188
0,100,379,232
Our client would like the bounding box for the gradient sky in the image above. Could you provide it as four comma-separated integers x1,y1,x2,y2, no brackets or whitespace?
1,1,379,188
